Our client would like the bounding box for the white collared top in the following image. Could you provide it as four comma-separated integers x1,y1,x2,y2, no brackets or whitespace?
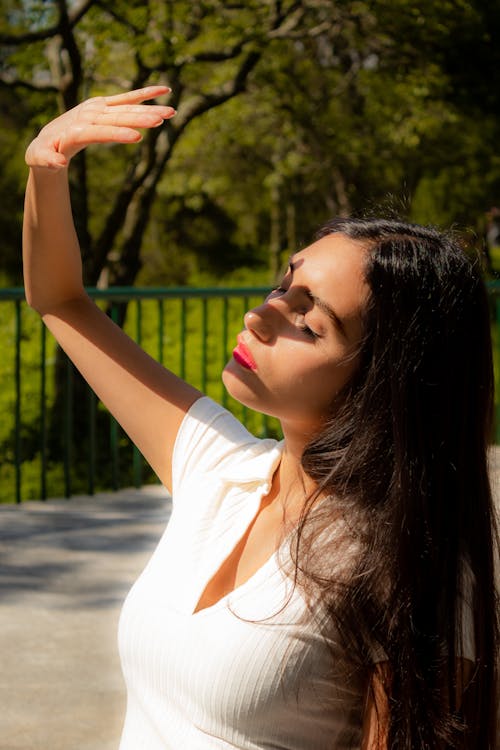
118,397,367,749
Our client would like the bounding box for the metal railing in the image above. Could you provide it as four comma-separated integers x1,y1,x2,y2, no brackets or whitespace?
0,286,276,504
2,283,500,503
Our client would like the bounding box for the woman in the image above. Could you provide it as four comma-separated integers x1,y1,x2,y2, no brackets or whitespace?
23,87,499,749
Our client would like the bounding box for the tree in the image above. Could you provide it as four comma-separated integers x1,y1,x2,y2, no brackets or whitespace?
2,0,499,491
153,0,500,283
0,0,328,464
2,1,498,288
0,0,318,287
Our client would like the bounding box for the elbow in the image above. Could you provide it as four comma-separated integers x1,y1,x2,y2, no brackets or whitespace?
23,284,44,316
24,289,41,314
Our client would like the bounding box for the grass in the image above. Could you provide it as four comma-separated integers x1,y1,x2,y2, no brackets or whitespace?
0,292,282,503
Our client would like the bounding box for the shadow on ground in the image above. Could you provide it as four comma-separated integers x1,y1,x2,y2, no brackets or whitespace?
0,486,171,750
1,458,499,750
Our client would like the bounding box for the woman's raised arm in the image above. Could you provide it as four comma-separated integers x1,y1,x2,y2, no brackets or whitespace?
23,87,202,491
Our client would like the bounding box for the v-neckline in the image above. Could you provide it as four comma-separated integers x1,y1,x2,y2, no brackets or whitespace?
191,456,291,616
190,476,280,615
190,545,280,617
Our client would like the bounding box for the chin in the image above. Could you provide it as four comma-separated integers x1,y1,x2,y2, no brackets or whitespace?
222,364,280,418
222,366,261,410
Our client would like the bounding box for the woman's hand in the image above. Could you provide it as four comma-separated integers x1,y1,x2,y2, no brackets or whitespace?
25,85,175,170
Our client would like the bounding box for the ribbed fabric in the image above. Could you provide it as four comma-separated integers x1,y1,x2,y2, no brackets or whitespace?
117,397,366,749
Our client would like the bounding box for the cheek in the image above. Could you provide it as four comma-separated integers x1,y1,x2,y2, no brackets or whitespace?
278,353,356,415
307,350,360,401
221,345,360,420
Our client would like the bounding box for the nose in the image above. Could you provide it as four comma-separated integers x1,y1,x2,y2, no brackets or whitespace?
243,304,275,342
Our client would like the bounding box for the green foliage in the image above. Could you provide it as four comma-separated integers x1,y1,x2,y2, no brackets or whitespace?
1,0,500,499
3,284,500,503
2,0,499,287
0,290,282,503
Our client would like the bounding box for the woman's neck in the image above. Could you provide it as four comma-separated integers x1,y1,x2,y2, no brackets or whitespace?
267,440,318,524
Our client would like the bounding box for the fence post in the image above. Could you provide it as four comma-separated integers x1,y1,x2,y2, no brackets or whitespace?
14,299,22,504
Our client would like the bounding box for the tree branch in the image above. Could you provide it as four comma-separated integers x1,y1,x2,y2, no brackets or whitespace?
53,0,83,108
268,2,305,38
172,1,306,130
101,0,306,279
90,122,176,279
0,0,95,44
173,48,261,130
68,0,97,27
93,0,144,35
175,40,247,66
0,77,59,94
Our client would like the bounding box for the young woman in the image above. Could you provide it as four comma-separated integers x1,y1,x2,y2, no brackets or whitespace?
23,86,499,749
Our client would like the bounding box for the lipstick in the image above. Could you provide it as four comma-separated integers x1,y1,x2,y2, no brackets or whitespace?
232,335,257,371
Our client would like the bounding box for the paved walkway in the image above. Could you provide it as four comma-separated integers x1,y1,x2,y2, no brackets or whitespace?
0,486,171,750
1,457,499,750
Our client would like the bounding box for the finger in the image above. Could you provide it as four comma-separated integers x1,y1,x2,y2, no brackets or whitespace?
96,107,175,127
61,125,144,149
98,104,175,116
103,86,171,107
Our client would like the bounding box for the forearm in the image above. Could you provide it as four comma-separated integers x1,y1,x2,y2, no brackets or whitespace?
23,167,85,315
23,87,173,314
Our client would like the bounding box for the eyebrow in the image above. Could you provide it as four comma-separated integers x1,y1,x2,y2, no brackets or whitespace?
288,260,347,338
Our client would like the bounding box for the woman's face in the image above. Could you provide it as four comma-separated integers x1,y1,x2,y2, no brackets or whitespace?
222,233,369,438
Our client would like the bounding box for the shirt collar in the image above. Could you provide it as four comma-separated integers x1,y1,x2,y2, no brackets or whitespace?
218,439,284,486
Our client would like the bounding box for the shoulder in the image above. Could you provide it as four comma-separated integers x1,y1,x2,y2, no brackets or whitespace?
172,396,282,493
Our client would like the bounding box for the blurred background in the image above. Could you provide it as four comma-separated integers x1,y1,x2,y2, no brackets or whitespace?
1,0,500,501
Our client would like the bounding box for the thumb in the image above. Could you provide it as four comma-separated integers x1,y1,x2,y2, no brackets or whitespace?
25,143,69,170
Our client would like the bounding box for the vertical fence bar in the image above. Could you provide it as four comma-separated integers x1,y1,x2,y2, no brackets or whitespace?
241,296,249,427
63,355,73,498
110,302,119,490
158,298,164,365
133,299,143,488
222,296,229,408
40,322,47,500
258,288,268,437
88,389,96,495
261,413,268,439
14,300,21,504
180,297,186,380
201,297,208,393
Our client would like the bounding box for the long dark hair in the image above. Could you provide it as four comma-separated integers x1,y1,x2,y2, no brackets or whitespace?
298,218,499,748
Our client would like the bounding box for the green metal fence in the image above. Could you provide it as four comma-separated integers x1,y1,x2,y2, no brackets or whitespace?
2,283,500,504
0,286,277,504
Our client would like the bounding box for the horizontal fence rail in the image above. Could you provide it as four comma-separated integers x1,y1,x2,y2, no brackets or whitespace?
2,283,500,503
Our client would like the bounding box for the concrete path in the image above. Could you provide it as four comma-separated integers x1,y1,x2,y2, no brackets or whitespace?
0,486,171,750
1,456,499,750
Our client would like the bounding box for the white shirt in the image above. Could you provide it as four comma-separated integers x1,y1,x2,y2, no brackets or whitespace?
118,397,366,749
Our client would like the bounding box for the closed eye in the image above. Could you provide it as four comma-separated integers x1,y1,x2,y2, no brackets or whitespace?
269,286,321,339
298,324,320,339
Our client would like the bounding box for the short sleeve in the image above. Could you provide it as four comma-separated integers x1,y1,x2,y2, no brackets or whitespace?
171,396,281,505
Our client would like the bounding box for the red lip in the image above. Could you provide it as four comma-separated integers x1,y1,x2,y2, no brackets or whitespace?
232,334,257,371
